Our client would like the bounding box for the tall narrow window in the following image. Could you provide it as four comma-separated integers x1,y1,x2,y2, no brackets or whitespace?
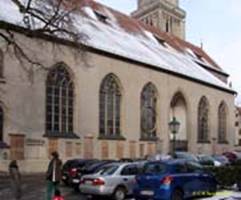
0,49,3,77
166,20,169,32
141,82,157,140
218,102,227,143
198,96,209,142
0,106,3,141
46,64,74,135
99,74,122,137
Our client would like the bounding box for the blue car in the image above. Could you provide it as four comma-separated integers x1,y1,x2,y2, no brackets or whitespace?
133,159,217,200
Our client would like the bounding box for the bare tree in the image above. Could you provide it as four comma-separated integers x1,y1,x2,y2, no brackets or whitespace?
0,0,86,78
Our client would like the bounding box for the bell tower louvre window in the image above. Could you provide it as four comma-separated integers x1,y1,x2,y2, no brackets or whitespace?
132,0,186,39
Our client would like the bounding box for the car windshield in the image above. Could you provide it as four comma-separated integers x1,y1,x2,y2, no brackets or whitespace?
187,161,203,172
199,155,214,162
97,165,119,176
213,155,228,162
143,163,166,174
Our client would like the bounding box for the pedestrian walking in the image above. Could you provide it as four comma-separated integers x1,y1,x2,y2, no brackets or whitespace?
46,151,62,200
9,160,22,200
53,189,64,200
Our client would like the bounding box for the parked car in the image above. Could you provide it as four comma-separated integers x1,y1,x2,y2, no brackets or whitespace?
62,159,98,187
212,155,230,166
222,152,238,164
70,160,116,190
79,162,143,200
197,154,221,167
133,159,217,200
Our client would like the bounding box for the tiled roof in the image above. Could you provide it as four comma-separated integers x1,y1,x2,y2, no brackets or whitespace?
0,0,234,93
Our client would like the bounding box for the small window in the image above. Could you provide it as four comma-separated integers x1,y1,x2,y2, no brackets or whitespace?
121,165,138,176
239,139,241,146
94,11,108,23
194,53,203,61
235,121,239,127
239,129,241,136
99,165,118,175
174,164,188,173
154,35,167,48
186,162,203,173
143,163,166,174
166,20,169,32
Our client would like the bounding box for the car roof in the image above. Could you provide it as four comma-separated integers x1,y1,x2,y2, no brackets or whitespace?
146,159,195,165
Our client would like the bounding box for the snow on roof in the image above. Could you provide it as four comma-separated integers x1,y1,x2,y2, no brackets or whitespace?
0,0,23,25
0,0,233,92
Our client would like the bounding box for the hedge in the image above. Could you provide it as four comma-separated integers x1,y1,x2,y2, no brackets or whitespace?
204,165,241,187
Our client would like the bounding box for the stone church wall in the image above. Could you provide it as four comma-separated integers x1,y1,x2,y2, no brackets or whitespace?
0,31,236,172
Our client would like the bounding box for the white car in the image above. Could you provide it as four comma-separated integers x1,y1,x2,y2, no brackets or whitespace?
79,162,143,200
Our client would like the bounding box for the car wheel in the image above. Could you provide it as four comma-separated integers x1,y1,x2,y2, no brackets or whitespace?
171,189,184,200
73,185,80,192
112,187,126,200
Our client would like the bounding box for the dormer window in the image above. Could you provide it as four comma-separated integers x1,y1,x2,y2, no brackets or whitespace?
194,52,203,61
154,35,167,48
186,48,198,59
94,11,108,23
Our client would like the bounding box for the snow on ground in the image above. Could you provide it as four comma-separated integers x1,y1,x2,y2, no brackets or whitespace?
202,191,241,200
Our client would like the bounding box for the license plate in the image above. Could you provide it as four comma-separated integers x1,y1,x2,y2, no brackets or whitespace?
73,179,80,183
141,190,154,196
85,180,92,185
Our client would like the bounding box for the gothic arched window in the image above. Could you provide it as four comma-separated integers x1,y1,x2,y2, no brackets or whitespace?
198,96,209,142
46,64,74,135
141,82,157,140
0,49,3,77
0,106,3,141
99,74,122,137
218,102,227,143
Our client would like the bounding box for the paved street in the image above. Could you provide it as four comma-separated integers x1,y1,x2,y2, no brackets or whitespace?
0,174,241,200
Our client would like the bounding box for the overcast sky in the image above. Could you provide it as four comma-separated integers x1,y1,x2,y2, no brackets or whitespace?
96,0,241,105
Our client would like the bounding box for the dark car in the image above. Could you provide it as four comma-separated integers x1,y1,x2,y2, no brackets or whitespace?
62,159,98,187
134,159,217,200
223,152,238,164
70,160,116,190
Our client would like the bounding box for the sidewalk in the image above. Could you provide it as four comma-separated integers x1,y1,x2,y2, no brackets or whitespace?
202,190,241,199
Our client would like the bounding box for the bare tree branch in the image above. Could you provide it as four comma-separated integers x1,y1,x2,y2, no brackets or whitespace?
0,0,88,81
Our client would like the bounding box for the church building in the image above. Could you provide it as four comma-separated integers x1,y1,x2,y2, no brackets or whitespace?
0,0,236,172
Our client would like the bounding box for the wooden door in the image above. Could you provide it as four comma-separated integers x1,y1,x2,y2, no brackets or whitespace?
84,136,93,159
48,139,58,156
10,134,25,160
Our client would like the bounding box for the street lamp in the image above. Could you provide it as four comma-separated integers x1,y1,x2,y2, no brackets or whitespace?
169,117,180,157
212,137,217,155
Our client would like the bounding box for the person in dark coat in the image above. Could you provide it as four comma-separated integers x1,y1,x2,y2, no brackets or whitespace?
9,160,22,200
46,151,62,200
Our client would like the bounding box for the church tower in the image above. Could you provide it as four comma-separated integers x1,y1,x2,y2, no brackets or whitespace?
131,0,186,39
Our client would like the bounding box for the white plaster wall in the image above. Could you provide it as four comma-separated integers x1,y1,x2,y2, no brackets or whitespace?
0,31,236,167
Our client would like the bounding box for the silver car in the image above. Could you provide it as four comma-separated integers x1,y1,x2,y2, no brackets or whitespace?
79,162,142,200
